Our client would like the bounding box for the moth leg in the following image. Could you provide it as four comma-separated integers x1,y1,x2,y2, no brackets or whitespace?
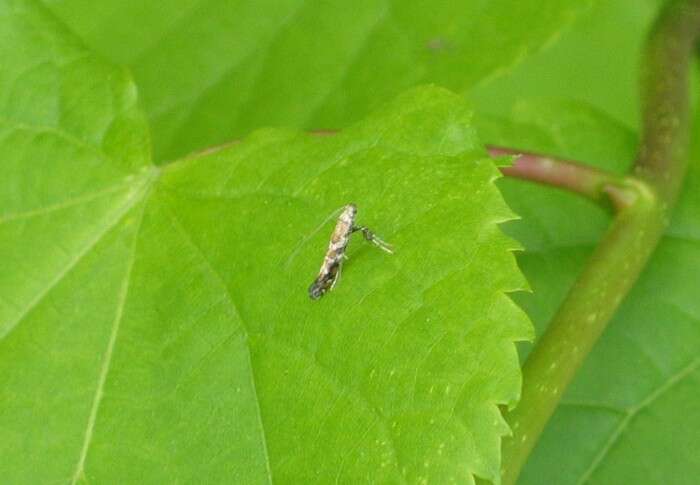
352,225,394,254
329,260,343,290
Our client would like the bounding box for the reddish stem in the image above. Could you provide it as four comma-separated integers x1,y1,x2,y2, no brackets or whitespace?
488,145,628,208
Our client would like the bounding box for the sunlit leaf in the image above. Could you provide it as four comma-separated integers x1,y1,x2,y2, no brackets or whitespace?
1,3,531,483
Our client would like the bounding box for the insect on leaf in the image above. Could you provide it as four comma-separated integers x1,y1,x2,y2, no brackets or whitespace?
1,2,532,483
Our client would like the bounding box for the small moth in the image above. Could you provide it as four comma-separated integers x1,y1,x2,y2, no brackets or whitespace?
308,203,393,300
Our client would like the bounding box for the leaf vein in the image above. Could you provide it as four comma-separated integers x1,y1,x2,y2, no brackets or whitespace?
576,357,700,484
70,185,150,484
0,174,152,341
163,199,273,485
0,180,132,225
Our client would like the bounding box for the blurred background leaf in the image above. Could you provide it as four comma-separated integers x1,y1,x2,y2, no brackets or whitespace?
41,0,590,161
472,0,700,482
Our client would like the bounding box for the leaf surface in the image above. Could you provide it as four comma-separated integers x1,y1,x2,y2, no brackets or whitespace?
469,0,665,130
469,1,700,480
477,98,700,484
41,0,590,161
1,3,531,483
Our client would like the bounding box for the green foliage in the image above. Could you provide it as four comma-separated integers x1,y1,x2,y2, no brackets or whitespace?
477,99,700,485
1,2,534,483
471,0,700,479
470,0,666,128
3,0,699,483
41,0,588,161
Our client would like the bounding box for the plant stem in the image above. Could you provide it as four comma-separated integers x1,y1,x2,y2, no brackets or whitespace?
501,1,700,484
488,146,627,207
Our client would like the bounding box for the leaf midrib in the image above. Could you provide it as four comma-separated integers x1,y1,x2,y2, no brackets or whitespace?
162,196,273,485
70,183,151,484
0,170,156,341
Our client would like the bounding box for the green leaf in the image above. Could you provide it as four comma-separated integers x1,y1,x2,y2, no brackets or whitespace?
41,0,590,161
469,0,666,130
1,3,531,483
476,99,700,484
469,1,700,482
